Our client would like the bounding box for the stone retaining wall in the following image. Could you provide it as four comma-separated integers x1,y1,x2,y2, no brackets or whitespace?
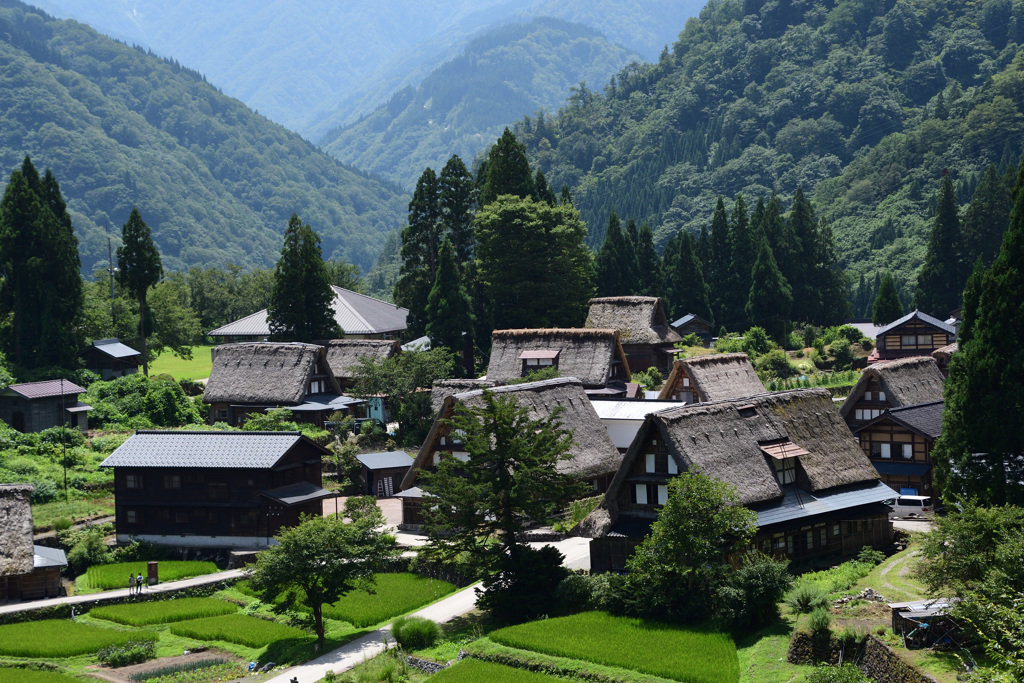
788,631,941,683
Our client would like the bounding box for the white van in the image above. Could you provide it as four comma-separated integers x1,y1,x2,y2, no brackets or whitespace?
885,495,935,518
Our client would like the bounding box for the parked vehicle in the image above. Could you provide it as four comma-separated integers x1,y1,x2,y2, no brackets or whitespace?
885,495,935,518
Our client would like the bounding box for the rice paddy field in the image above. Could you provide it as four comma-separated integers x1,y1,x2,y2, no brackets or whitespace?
147,345,215,380
168,613,310,648
84,561,220,591
89,598,238,626
489,611,740,683
0,620,158,658
0,669,83,683
431,659,561,681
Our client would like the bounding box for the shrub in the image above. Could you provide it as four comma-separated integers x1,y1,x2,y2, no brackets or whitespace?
857,546,885,566
30,479,61,504
808,663,871,683
478,545,568,623
830,342,853,370
585,572,627,614
714,335,744,353
631,367,663,391
551,495,601,533
39,426,86,448
787,582,830,614
53,517,72,532
808,606,833,635
836,326,864,345
756,348,795,379
67,527,112,576
742,326,772,357
97,639,156,667
391,616,441,650
555,573,592,613
728,552,793,627
680,333,704,347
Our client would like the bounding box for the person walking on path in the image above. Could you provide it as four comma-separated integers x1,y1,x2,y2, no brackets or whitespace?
136,573,143,595
128,573,135,595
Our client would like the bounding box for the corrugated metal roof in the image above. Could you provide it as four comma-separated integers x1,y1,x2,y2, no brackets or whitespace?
34,544,67,568
5,380,87,400
671,313,712,328
260,482,336,506
208,287,408,337
356,451,414,470
591,400,685,420
753,480,897,527
100,431,312,469
92,339,141,359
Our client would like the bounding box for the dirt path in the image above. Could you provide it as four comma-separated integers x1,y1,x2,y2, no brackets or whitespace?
878,551,923,600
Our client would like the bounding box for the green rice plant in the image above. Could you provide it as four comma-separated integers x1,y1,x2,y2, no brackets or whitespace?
0,620,158,658
169,613,309,648
0,669,82,683
85,561,219,590
90,598,238,626
305,573,454,627
391,616,441,650
489,611,738,683
430,659,562,681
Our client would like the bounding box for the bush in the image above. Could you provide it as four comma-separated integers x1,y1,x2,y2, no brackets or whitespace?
808,606,833,635
96,639,156,667
53,517,72,532
830,342,854,370
30,479,61,504
39,426,86,448
857,546,886,566
836,326,864,345
555,573,592,613
680,333,704,347
631,367,663,391
787,582,830,614
808,663,871,683
585,572,627,614
391,616,441,650
742,326,772,357
478,545,568,623
756,348,795,379
727,552,793,627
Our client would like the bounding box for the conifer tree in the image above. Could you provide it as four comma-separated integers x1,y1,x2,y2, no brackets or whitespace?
267,213,339,344
788,187,820,322
438,155,475,268
726,194,755,328
533,170,556,206
594,209,630,296
622,218,642,289
934,157,1024,505
815,221,851,325
746,235,792,343
426,237,474,378
479,129,535,206
915,173,965,316
117,207,163,374
872,272,904,325
635,223,663,297
708,197,730,324
663,230,712,322
395,167,442,337
762,191,797,287
962,164,1013,268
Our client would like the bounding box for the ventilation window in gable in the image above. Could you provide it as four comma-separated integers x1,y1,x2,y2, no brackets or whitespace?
519,349,559,377
759,440,810,486
737,404,757,418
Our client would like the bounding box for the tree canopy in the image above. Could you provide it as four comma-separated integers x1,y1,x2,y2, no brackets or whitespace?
117,207,163,376
267,214,340,343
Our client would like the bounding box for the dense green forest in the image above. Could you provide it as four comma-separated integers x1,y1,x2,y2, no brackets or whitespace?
320,19,643,189
515,0,1024,304
0,0,408,274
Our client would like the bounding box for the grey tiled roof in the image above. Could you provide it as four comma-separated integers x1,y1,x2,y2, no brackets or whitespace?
356,451,414,470
876,309,957,336
100,431,311,469
886,400,944,439
4,379,86,400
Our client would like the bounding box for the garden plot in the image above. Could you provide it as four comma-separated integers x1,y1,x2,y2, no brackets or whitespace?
90,598,238,626
169,613,309,648
0,620,158,658
489,611,739,683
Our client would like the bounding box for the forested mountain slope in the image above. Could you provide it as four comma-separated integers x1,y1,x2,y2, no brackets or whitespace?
0,1,407,274
517,0,1024,297
320,19,643,189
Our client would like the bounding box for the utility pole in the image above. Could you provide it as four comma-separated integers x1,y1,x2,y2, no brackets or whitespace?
60,378,68,504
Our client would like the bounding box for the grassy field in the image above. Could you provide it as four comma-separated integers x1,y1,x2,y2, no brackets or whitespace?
169,614,310,648
489,611,739,683
432,659,562,681
0,620,158,658
84,561,219,591
31,495,114,531
148,345,216,380
0,669,83,683
90,598,238,626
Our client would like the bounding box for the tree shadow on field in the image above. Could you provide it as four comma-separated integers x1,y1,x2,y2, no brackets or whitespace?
258,629,375,667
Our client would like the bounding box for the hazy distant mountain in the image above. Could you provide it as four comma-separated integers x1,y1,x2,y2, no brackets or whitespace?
320,18,643,189
0,1,407,274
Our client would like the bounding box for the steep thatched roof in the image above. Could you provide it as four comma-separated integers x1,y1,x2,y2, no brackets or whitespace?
657,353,766,401
320,339,401,381
932,343,958,361
0,484,34,576
585,297,683,345
404,377,624,489
486,328,631,388
840,356,946,419
431,379,498,414
203,342,340,405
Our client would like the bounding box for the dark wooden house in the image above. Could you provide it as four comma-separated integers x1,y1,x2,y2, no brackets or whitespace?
486,328,631,396
80,339,142,379
853,400,943,499
356,451,414,498
0,484,67,601
0,380,92,433
656,353,766,403
101,431,334,548
584,297,683,374
872,310,956,362
671,313,714,345
580,389,895,573
399,377,624,530
839,356,945,430
202,343,350,427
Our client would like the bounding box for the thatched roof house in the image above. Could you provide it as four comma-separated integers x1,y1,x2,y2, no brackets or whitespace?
320,339,401,388
583,389,894,572
203,343,345,427
931,343,958,377
486,328,631,392
585,297,683,373
430,379,498,414
840,356,946,428
657,353,766,402
0,484,66,600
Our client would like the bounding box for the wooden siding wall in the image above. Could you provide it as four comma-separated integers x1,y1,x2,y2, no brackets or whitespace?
0,567,63,601
878,320,950,359
858,421,935,497
0,396,86,433
622,345,674,374
362,466,411,497
664,368,697,402
845,378,893,427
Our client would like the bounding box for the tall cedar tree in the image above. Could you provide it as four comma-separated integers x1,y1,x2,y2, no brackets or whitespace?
746,235,792,344
117,207,163,375
0,157,83,370
635,222,663,297
534,169,557,206
788,187,819,323
475,195,594,331
815,221,850,325
708,197,730,325
872,272,904,325
426,237,474,377
439,155,476,268
267,213,339,343
419,391,583,589
962,164,1013,268
594,209,630,296
394,167,442,338
663,230,712,322
726,195,755,329
622,218,642,289
933,158,1024,505
915,173,965,316
479,129,535,206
